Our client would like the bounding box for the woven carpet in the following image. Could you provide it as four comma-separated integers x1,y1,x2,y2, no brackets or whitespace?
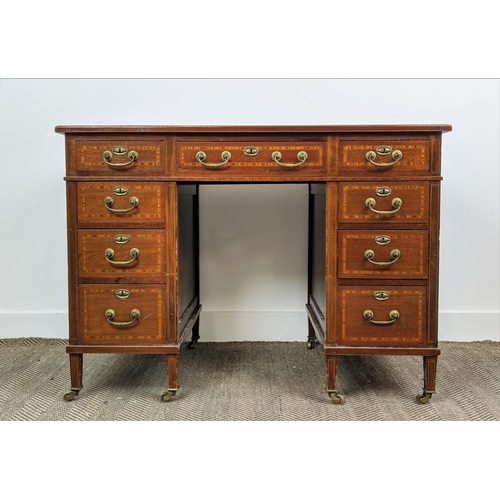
0,338,498,421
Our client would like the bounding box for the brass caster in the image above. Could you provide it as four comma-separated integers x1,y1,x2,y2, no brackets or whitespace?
63,390,79,402
307,340,315,350
161,390,176,402
187,339,198,349
416,392,432,404
328,392,345,405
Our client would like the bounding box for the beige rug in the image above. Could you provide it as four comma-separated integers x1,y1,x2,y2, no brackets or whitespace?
0,338,498,421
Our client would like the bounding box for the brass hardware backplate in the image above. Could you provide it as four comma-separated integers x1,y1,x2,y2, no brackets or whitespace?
243,146,259,156
375,235,391,245
115,289,131,299
112,146,128,156
113,186,129,196
374,291,390,301
114,234,130,245
376,145,392,156
376,186,392,197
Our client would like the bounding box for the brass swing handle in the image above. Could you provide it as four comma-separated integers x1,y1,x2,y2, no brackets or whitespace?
365,149,403,167
196,151,232,169
105,248,140,265
271,151,308,168
105,308,141,326
104,196,139,213
365,197,402,215
102,150,138,168
363,309,400,325
364,248,401,266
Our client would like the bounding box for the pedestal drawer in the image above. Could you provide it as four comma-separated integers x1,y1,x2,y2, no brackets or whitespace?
339,139,430,175
338,230,428,279
337,286,427,347
78,230,166,282
73,138,167,176
339,182,429,223
77,182,166,228
78,285,167,345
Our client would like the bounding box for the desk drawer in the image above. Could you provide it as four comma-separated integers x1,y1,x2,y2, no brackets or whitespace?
77,182,166,228
337,286,427,347
74,138,166,176
339,139,430,175
176,141,326,177
338,230,428,279
79,285,166,345
78,230,166,282
339,182,429,223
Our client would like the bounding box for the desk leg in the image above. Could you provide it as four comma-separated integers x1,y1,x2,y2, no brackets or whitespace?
416,355,437,404
64,353,83,401
326,355,345,405
188,316,200,349
162,354,179,402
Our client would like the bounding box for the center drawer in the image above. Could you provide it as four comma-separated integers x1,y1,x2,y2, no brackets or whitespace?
338,230,428,279
78,230,166,282
175,141,326,177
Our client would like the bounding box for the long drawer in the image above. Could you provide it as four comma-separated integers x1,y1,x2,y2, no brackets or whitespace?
175,141,326,177
336,286,427,347
78,285,167,345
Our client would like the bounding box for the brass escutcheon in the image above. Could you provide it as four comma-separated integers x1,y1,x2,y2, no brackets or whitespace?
113,186,129,196
243,146,259,156
112,146,128,156
375,186,392,197
376,145,393,156
115,289,131,300
374,291,390,301
114,234,130,245
375,235,391,245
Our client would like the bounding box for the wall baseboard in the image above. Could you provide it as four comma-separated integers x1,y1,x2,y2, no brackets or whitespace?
0,311,498,342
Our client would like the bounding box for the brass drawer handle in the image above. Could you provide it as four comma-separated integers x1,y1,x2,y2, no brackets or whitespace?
271,151,308,168
104,196,139,213
105,308,141,326
363,309,400,325
364,248,401,266
105,248,140,265
196,151,232,169
102,149,138,168
365,147,403,167
365,197,402,215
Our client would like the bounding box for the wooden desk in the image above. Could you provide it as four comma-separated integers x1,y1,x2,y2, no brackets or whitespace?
56,125,451,405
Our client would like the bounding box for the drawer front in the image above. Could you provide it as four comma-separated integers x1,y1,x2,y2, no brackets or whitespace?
337,286,427,347
78,230,166,281
176,141,326,176
75,138,166,176
79,285,166,345
338,230,428,279
339,139,429,175
339,182,429,222
77,182,165,227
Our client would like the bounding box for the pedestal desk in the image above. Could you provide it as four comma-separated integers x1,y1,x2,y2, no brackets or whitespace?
56,124,451,404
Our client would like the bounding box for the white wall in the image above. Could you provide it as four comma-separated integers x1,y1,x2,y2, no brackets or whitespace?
0,79,498,341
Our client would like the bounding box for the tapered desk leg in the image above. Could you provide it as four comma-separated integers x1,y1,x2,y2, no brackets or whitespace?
416,355,438,404
161,354,179,402
64,353,83,401
326,355,344,405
